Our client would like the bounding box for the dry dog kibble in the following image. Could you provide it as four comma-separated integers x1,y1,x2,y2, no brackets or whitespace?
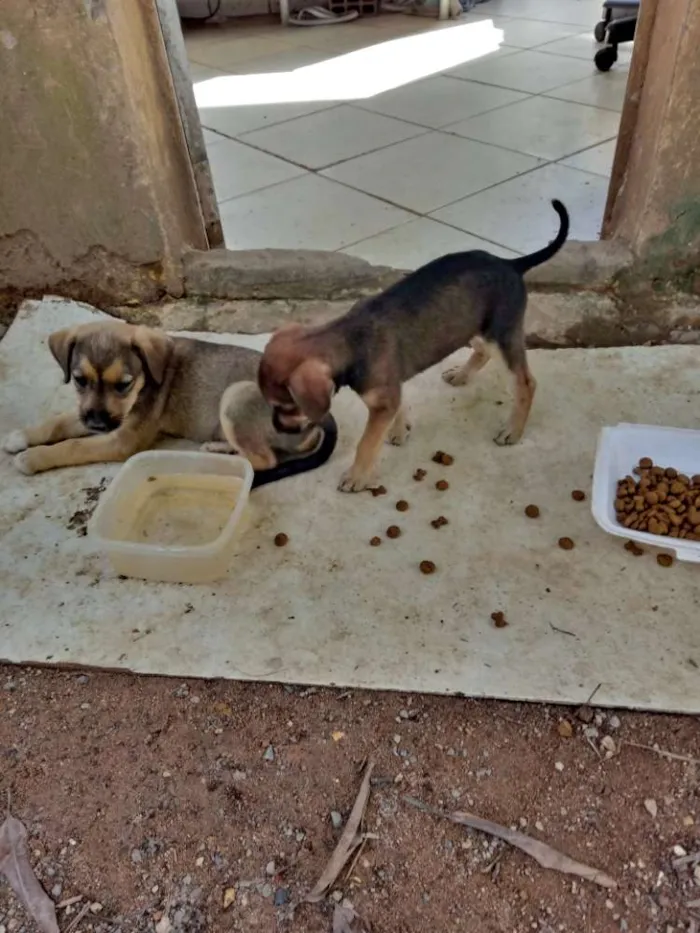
274,533,289,547
614,458,700,542
419,560,436,575
432,451,454,466
396,500,409,512
369,536,382,547
491,611,508,628
558,537,575,551
624,540,644,557
524,504,540,519
386,525,402,539
571,489,586,502
413,469,427,481
370,485,387,497
657,553,674,568
431,516,449,529
435,480,449,491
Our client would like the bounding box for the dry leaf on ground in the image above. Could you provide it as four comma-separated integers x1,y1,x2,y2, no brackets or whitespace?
403,796,616,889
0,813,60,932
333,901,370,932
306,760,375,903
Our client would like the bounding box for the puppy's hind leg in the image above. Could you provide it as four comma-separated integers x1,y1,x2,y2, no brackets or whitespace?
493,330,536,447
442,336,491,387
218,395,278,472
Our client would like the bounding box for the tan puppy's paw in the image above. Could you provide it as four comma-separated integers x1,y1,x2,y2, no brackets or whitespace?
3,430,28,454
337,469,373,493
387,418,411,447
493,426,522,447
13,449,39,475
442,365,470,387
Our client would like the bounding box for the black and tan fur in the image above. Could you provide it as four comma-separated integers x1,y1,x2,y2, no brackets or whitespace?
258,200,569,492
2,321,336,483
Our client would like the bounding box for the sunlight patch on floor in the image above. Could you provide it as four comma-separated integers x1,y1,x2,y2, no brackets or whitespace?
193,19,503,107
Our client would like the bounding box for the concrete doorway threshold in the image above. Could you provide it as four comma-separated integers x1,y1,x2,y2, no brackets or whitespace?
1,297,699,712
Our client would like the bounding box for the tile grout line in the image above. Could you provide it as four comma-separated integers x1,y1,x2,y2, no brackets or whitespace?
231,126,433,174
311,146,610,220
212,133,613,223
336,213,522,257
440,69,627,103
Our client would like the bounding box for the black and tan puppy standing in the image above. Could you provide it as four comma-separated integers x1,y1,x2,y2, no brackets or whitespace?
258,200,569,492
2,321,336,484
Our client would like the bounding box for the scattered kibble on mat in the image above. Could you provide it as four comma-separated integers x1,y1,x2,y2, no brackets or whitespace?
571,489,586,502
435,480,449,491
419,560,436,575
386,525,401,539
413,469,427,481
370,485,387,497
657,553,674,568
558,537,575,551
614,457,700,540
432,451,454,466
396,500,409,512
274,533,289,547
491,611,508,628
369,536,382,547
431,516,449,529
524,504,540,519
624,540,644,557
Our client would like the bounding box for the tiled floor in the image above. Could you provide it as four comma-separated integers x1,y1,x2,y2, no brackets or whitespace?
185,0,631,268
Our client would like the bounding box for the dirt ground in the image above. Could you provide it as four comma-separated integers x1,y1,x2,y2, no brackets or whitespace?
1,668,700,933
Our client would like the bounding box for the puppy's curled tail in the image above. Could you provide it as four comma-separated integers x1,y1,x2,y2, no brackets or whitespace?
509,199,569,275
251,414,338,490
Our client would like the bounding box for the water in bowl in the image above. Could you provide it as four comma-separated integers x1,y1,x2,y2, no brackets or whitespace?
114,473,242,549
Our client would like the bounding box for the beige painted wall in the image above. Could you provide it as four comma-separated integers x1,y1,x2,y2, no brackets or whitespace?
0,0,208,305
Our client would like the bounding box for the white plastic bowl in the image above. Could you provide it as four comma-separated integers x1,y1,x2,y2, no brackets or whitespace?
592,422,700,563
90,450,253,583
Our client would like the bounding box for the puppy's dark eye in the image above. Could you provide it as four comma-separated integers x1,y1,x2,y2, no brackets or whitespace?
73,374,88,389
114,379,133,395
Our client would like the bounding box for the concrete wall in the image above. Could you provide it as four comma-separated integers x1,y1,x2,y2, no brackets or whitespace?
0,0,208,307
604,0,700,289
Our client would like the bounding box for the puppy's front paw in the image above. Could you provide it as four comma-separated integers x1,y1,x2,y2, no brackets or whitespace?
14,450,39,475
387,420,411,446
442,365,469,387
3,430,28,454
493,426,522,447
338,469,372,493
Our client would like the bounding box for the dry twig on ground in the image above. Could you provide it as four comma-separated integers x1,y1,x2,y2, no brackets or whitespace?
403,796,616,890
306,760,375,903
0,807,60,933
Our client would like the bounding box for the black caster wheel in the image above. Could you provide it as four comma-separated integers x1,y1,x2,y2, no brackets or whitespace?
594,46,618,72
594,20,607,42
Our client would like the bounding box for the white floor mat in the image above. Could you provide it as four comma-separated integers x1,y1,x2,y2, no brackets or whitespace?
1,297,699,712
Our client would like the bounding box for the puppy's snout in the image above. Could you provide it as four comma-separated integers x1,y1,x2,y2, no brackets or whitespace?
83,409,119,433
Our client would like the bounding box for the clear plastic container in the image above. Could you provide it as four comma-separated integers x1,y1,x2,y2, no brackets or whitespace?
89,450,254,583
592,422,700,563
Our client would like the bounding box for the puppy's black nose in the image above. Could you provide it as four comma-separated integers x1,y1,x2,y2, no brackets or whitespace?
83,410,117,433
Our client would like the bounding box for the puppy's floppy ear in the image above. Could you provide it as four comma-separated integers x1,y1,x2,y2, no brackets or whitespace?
48,327,77,383
288,359,334,423
131,326,174,386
